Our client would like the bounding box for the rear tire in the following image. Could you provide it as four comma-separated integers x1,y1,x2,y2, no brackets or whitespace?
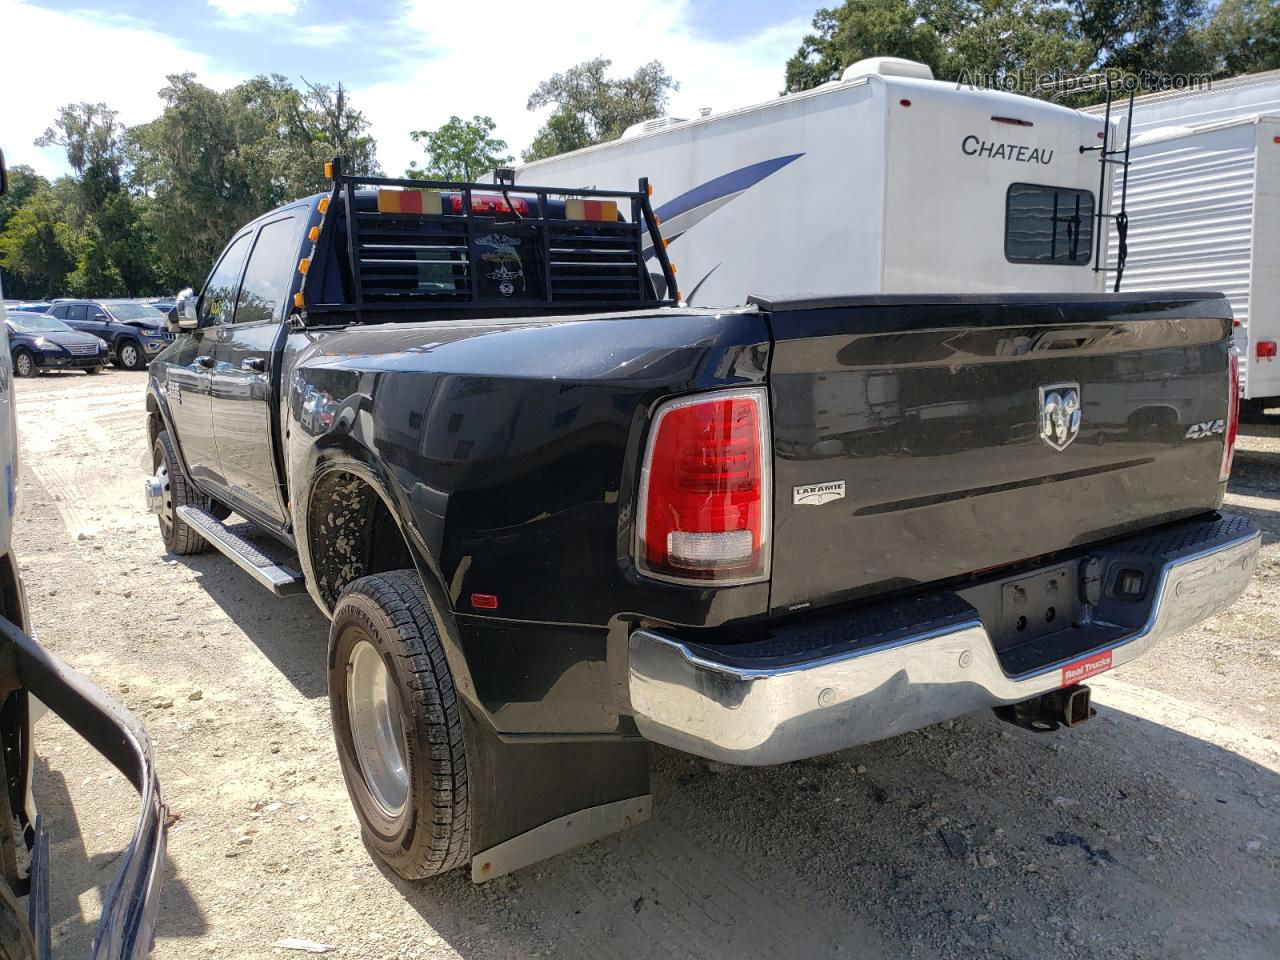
152,430,212,555
328,570,470,879
11,352,34,379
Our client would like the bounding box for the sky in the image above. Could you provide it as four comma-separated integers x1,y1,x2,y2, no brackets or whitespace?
0,0,817,179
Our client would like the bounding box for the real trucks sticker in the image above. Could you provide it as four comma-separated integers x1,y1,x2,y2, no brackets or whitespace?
1061,649,1113,687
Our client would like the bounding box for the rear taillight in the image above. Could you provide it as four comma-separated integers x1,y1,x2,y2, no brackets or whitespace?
636,388,770,584
1257,340,1277,360
1221,348,1240,482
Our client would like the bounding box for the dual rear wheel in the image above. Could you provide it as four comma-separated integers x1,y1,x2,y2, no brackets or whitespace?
328,571,470,879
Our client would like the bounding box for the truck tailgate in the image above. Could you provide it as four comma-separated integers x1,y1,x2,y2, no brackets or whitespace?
762,292,1234,614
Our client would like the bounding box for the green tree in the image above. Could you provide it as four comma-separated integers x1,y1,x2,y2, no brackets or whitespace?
0,166,48,238
1196,0,1280,74
128,72,380,289
783,0,1221,97
784,0,943,91
407,115,511,181
1073,0,1211,76
35,102,126,218
0,180,78,298
524,58,678,162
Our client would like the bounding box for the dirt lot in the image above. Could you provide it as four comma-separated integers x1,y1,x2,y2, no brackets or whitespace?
11,369,1280,959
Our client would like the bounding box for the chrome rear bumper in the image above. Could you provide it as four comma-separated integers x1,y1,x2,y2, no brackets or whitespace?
629,514,1260,766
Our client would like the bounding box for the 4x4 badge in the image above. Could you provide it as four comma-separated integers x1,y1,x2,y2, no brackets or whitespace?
1039,383,1081,451
793,481,846,506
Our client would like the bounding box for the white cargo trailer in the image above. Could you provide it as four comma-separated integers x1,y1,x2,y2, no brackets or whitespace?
1086,74,1280,404
517,58,1114,306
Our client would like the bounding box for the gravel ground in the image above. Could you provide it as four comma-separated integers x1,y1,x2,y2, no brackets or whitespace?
11,370,1280,960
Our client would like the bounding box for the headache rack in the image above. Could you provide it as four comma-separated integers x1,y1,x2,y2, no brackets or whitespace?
298,158,679,321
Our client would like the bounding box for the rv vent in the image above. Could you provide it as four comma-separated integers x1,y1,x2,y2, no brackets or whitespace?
620,116,690,139
841,57,934,82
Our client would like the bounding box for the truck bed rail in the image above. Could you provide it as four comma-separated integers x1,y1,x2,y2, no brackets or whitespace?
301,158,679,321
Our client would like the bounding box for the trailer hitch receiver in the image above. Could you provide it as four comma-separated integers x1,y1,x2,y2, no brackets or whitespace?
993,684,1095,733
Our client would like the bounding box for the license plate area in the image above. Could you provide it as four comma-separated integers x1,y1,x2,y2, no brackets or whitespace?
997,564,1079,647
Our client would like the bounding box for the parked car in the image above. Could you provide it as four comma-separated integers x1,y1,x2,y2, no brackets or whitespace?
2,302,50,314
46,300,173,371
144,162,1257,885
0,146,166,958
5,312,108,376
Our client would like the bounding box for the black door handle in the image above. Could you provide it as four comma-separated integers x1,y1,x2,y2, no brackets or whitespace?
195,355,214,369
241,357,266,373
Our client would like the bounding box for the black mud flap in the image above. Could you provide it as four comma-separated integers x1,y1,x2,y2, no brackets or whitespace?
463,705,650,882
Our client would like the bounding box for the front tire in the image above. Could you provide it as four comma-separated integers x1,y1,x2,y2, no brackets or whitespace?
152,430,212,555
329,570,470,879
12,351,34,378
117,339,144,371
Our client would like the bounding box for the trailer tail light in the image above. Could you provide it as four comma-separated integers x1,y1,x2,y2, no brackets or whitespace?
1222,349,1240,482
1257,340,1277,360
637,388,771,584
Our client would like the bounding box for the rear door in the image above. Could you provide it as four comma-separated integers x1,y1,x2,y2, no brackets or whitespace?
764,293,1233,614
167,232,252,491
209,212,300,527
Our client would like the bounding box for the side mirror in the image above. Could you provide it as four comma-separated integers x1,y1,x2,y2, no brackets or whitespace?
172,288,198,332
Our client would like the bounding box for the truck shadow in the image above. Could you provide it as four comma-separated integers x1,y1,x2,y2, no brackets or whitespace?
376,705,1279,960
171,550,331,699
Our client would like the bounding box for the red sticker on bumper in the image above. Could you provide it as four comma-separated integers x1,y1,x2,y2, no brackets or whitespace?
1061,649,1113,687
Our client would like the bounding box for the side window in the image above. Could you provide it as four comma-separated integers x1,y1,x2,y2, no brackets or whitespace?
1005,184,1095,265
234,216,297,324
48,305,69,319
66,305,88,322
199,233,252,327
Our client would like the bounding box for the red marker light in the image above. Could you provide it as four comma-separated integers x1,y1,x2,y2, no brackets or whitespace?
1258,340,1277,360
470,593,499,610
899,99,912,107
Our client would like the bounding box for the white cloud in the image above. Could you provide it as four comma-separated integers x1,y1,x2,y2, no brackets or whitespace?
208,0,300,17
0,0,242,177
359,0,809,176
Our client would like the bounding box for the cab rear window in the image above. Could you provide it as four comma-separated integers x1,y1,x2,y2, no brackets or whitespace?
1005,184,1094,265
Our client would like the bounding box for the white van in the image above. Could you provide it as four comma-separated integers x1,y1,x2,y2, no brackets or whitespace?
517,57,1114,305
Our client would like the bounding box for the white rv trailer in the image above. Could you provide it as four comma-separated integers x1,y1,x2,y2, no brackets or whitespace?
517,57,1114,306
1084,73,1280,404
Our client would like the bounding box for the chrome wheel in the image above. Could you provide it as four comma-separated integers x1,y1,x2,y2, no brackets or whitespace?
347,638,409,820
120,343,139,369
14,353,32,378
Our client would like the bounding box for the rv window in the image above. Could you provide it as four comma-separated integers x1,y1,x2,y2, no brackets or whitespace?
1005,184,1094,266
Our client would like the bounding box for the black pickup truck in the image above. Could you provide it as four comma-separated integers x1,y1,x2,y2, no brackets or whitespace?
143,161,1259,883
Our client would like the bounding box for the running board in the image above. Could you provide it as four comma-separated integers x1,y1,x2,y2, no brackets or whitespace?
176,505,306,596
